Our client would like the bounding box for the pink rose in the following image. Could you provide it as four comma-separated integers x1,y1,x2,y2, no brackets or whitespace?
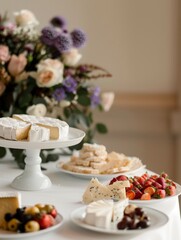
0,81,6,96
8,54,27,77
0,45,10,63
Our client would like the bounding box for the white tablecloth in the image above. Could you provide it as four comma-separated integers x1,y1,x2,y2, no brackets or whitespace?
0,157,180,240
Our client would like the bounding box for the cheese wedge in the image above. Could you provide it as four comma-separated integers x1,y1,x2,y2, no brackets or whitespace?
28,124,50,142
0,117,31,140
13,114,69,140
82,178,129,204
84,199,128,228
0,192,21,228
82,178,114,204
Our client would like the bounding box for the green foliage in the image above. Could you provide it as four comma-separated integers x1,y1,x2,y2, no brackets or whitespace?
0,147,6,158
0,10,113,168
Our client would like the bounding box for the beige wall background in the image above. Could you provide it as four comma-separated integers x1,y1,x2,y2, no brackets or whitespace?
1,1,181,183
1,0,179,93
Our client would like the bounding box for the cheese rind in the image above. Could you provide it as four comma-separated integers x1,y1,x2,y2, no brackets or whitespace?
0,192,21,228
28,124,50,142
0,117,31,140
13,114,69,140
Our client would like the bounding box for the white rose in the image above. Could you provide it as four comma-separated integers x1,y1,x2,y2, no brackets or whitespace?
62,48,82,66
101,92,115,111
14,9,39,27
26,104,47,117
35,59,64,87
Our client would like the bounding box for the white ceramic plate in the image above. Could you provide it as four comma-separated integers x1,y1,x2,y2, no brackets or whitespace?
70,206,169,235
57,161,146,180
129,183,181,205
0,213,63,239
0,127,85,149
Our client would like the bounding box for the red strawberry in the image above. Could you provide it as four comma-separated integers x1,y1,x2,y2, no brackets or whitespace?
165,185,176,196
126,190,136,200
132,179,143,190
137,177,145,186
109,177,117,185
166,179,177,188
156,177,166,189
161,172,168,179
126,182,133,191
116,175,128,181
150,175,158,180
144,179,153,188
133,187,142,199
140,193,151,200
153,189,166,199
144,186,156,196
152,181,162,189
141,172,149,180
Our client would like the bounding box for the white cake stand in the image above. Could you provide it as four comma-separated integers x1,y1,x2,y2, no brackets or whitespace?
0,128,85,191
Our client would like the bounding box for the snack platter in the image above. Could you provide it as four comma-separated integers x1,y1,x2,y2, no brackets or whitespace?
70,205,169,235
0,213,63,239
57,161,146,180
128,182,181,205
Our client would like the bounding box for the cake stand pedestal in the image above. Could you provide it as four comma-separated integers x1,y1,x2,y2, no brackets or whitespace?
0,128,85,191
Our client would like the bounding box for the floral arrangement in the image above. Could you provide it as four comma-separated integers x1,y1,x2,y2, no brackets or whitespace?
0,10,114,168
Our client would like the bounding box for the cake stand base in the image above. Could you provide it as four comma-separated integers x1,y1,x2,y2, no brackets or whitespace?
11,149,52,191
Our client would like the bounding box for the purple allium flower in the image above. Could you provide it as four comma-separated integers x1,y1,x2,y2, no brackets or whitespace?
54,33,72,53
50,16,67,29
71,29,86,48
52,88,66,102
90,86,101,108
41,26,59,46
63,76,77,93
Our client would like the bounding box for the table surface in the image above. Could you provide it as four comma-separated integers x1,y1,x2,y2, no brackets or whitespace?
0,156,180,240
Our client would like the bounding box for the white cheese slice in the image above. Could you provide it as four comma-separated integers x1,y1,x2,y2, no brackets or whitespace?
84,199,129,229
13,114,69,140
0,117,31,140
28,124,50,142
84,200,113,228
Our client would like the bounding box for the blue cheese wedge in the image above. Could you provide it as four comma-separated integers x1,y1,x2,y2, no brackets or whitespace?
82,178,113,204
82,178,130,204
